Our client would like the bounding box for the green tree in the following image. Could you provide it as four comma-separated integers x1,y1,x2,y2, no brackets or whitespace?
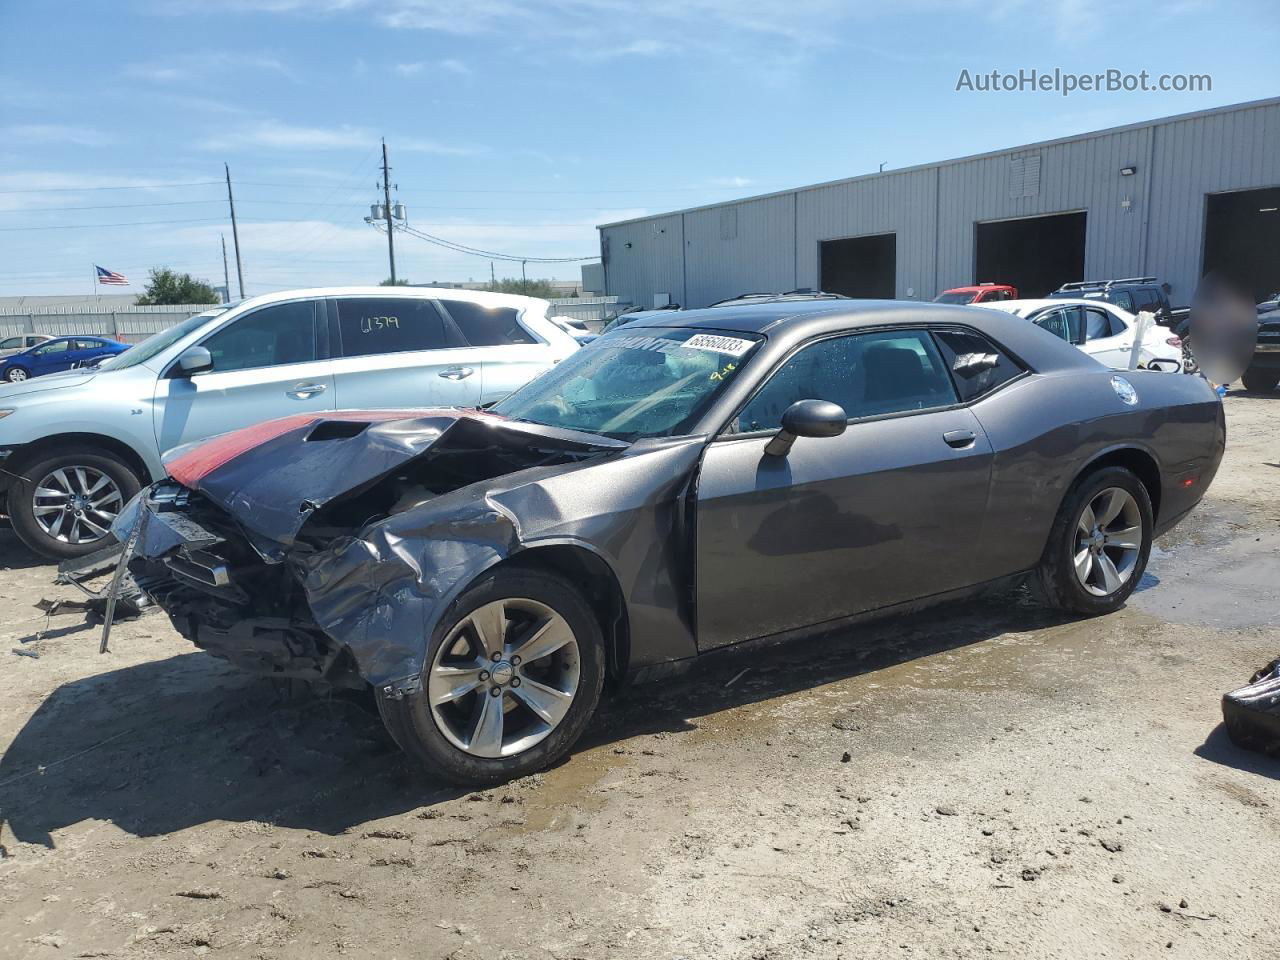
485,277,562,299
380,277,412,286
135,267,220,305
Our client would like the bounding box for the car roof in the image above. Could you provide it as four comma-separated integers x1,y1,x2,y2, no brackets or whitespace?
943,285,1013,293
225,286,550,312
990,298,1130,315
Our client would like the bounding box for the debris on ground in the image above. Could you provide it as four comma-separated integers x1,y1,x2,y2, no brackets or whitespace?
1222,657,1280,756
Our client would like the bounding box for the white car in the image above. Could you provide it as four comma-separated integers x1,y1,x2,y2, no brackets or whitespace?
0,287,579,560
0,333,53,358
985,298,1183,373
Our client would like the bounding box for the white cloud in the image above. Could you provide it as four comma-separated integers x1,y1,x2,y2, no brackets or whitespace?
198,121,486,155
2,125,113,147
439,58,471,75
707,176,754,188
123,52,297,84
393,61,426,76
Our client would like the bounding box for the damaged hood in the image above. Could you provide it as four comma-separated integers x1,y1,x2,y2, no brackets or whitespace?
160,409,629,554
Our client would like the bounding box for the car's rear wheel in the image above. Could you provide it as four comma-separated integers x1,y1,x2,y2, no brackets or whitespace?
377,569,605,786
8,448,141,560
1035,466,1153,615
5,367,29,382
1241,366,1279,393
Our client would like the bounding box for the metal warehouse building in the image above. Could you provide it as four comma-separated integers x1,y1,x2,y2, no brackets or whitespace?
597,97,1280,311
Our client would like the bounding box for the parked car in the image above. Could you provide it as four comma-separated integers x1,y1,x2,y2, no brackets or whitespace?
1048,277,1179,327
0,336,129,382
546,314,594,344
933,284,1018,305
0,288,579,560
119,298,1224,785
986,298,1183,372
0,334,53,358
1241,309,1280,392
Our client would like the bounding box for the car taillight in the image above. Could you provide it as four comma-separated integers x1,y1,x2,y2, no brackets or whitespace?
1166,336,1182,346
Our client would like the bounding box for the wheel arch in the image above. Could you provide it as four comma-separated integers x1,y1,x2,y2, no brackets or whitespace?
497,540,631,686
6,432,154,486
1074,444,1162,523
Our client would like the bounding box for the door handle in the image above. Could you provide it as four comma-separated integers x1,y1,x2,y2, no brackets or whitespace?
943,429,977,449
439,366,475,380
287,381,327,399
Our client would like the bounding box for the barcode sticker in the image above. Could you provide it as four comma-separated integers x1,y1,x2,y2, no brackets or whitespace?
682,333,755,356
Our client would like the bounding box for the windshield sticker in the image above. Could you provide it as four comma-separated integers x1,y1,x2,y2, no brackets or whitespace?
682,333,755,356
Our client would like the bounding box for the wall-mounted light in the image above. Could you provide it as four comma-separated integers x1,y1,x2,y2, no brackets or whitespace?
624,241,633,248
1120,166,1137,176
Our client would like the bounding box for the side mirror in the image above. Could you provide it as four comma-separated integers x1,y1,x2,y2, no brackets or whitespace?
764,399,847,457
174,345,213,376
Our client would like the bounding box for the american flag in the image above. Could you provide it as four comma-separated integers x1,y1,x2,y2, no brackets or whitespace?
95,265,129,286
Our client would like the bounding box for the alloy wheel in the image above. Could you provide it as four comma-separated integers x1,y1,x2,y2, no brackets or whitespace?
428,597,582,759
7,368,27,382
1073,487,1144,597
32,466,124,544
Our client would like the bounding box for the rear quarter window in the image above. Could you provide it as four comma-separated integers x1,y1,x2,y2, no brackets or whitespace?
442,300,536,346
932,328,1024,401
335,297,453,357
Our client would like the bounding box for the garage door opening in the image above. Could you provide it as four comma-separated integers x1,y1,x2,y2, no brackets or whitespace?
974,211,1086,299
1203,187,1280,302
820,233,896,298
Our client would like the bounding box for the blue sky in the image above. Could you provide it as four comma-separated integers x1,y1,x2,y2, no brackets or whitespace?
0,0,1276,297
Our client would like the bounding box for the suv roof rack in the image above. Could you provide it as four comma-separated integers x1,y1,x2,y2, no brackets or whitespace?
1057,276,1157,292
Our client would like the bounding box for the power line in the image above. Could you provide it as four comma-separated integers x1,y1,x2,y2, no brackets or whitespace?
0,180,222,194
0,217,226,231
389,222,596,263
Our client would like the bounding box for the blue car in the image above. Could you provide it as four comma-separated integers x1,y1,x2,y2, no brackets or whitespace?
0,336,130,383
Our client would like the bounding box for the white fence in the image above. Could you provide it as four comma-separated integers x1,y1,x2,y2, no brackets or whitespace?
546,296,625,327
0,303,219,343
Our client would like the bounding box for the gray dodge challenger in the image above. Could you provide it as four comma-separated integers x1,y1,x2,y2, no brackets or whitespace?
116,299,1225,784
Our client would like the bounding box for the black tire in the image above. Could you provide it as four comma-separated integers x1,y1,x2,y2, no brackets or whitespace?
1034,466,1153,615
8,447,142,560
5,366,30,382
377,569,605,786
1241,366,1279,393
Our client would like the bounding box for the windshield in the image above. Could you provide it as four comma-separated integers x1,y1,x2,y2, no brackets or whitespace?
492,327,762,439
95,307,230,371
933,291,977,304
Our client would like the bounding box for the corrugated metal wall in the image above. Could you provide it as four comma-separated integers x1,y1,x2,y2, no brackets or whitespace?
600,98,1280,309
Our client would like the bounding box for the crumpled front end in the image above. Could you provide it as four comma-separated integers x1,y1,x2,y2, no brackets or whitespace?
118,410,667,691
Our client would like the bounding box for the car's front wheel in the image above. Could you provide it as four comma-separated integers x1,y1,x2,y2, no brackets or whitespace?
8,448,142,560
1035,466,1153,615
5,367,29,382
377,569,605,786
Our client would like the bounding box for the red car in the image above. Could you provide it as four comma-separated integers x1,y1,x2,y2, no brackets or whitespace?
933,283,1018,305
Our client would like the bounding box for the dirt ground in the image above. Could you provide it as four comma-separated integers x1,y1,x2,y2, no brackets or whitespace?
1,395,1277,960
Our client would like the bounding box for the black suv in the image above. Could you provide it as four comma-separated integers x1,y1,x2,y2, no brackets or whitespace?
1049,277,1179,326
1243,304,1280,392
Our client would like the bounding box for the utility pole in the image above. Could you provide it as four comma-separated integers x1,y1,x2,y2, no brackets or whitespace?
220,235,231,303
381,138,397,284
490,260,496,288
224,164,244,298
521,259,527,285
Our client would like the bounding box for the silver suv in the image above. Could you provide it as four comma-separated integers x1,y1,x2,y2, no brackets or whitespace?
0,287,579,559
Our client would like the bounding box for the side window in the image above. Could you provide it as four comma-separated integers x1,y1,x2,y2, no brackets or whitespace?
737,329,957,432
1133,288,1162,314
1033,309,1073,343
335,298,451,358
932,329,1024,401
443,301,535,346
75,339,104,350
202,300,317,373
1105,310,1128,337
1113,291,1136,312
34,340,69,356
1083,308,1113,341
0,337,21,350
